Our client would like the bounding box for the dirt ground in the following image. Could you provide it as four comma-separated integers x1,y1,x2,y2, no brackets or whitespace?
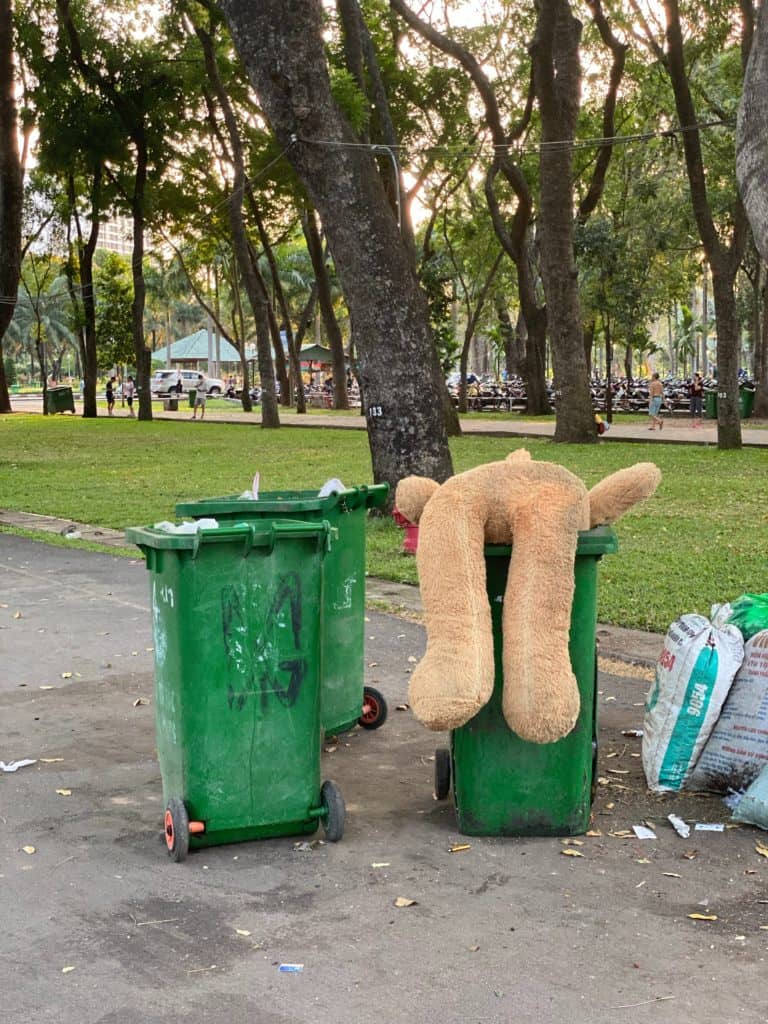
2,534,767,1023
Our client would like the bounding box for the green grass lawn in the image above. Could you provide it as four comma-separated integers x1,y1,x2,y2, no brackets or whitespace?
1,413,766,634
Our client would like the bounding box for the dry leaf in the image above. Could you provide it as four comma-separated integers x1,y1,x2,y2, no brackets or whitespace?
597,777,610,786
561,848,584,858
394,896,418,908
609,830,634,839
22,845,36,855
407,656,418,664
371,862,390,868
585,829,602,837
636,858,651,864
561,838,584,846
449,844,471,854
61,672,72,679
468,945,480,952
61,966,76,974
40,758,64,764
13,610,22,619
55,789,72,797
132,697,150,707
367,662,379,668
755,843,768,859
395,703,410,711
688,913,717,921
235,929,251,937
606,802,615,810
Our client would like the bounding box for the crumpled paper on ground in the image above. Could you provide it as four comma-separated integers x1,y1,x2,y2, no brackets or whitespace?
1,759,36,773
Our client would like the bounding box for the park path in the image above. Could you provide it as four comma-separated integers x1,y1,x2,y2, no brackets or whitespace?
10,393,768,447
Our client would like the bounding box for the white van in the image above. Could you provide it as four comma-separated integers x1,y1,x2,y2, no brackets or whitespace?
150,369,224,397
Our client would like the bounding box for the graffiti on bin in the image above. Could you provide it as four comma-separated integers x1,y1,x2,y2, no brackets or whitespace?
221,572,307,712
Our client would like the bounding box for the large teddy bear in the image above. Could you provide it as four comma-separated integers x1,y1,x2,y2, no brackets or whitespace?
395,450,661,744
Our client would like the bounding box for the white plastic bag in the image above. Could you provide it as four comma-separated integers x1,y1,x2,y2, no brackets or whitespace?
642,614,744,792
688,630,768,793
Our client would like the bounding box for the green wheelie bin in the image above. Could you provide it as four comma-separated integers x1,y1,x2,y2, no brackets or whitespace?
175,484,390,737
704,390,718,419
740,387,755,419
125,519,345,861
433,527,618,837
46,386,75,414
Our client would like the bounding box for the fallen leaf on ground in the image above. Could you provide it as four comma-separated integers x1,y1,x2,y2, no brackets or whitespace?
756,844,768,859
636,858,651,864
235,929,251,937
395,703,410,711
132,698,150,707
55,789,72,797
407,656,417,664
585,829,603,837
61,672,72,679
394,896,418,907
61,966,76,974
449,844,471,854
13,611,22,619
608,830,634,839
22,846,36,855
561,838,584,846
561,849,584,858
682,850,698,860
468,945,480,952
688,913,717,921
371,862,390,868
367,662,378,668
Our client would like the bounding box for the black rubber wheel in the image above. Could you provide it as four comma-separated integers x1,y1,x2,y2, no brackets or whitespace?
434,747,451,800
320,780,345,842
359,686,388,730
208,387,221,396
164,798,190,862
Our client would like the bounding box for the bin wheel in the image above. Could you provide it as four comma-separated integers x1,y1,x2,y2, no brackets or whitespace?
434,747,451,800
359,686,388,730
320,780,345,843
164,798,190,862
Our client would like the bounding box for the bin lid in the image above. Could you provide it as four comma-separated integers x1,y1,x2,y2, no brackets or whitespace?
125,518,335,554
485,525,618,558
175,483,389,516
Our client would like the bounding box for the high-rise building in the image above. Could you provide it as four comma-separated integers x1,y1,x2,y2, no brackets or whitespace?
99,215,134,256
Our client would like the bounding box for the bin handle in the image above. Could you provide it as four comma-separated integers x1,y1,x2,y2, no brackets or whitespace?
270,519,337,551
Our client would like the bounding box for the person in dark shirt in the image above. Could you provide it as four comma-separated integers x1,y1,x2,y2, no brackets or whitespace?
106,376,116,416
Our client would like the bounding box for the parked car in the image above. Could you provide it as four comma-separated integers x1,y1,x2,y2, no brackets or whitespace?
150,369,225,397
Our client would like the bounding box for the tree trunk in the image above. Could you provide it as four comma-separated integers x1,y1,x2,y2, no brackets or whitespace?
303,207,349,409
756,271,768,417
220,0,453,490
0,0,23,414
710,263,743,448
129,136,152,421
496,296,520,378
663,0,747,448
532,0,595,442
737,0,768,262
67,169,100,417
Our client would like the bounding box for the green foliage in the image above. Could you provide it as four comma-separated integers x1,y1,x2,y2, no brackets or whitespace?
95,253,133,369
0,416,766,635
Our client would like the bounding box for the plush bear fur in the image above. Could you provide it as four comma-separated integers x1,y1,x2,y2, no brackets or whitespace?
396,450,661,743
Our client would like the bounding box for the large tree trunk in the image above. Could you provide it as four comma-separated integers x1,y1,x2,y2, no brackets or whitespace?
532,0,595,442
737,0,768,263
67,169,100,418
757,273,768,417
0,0,23,414
220,0,453,491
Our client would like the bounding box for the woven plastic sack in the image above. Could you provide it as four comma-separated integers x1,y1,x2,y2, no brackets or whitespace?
727,593,768,641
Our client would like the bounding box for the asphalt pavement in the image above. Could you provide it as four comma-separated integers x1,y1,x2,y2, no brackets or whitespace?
2,532,768,1023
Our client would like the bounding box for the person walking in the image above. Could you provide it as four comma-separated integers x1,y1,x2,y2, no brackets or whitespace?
191,372,208,420
689,372,704,428
106,376,116,416
648,372,664,431
124,375,136,417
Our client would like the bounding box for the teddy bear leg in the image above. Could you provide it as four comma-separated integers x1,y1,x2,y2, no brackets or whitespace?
501,501,582,744
409,500,495,732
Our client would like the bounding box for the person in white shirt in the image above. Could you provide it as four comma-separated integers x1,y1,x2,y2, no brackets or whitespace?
192,373,208,420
